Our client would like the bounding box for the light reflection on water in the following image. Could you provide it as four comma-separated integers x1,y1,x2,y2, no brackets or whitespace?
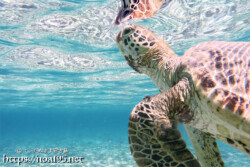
0,0,249,107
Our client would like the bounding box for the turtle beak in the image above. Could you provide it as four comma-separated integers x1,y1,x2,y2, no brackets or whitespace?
115,9,123,26
116,30,122,43
114,8,134,26
116,30,126,56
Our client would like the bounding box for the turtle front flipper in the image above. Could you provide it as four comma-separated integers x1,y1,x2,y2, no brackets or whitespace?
129,98,201,167
184,125,225,167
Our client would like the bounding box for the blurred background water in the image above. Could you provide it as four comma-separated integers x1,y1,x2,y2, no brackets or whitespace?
0,0,249,166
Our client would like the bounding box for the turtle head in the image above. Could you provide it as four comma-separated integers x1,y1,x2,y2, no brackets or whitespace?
115,0,166,26
116,25,172,73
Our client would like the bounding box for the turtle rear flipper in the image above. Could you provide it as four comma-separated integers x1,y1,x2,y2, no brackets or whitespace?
185,125,225,167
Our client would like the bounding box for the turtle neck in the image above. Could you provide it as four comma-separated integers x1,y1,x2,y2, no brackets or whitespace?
140,43,182,92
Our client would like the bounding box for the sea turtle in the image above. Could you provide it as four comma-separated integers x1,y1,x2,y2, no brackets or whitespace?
116,25,250,167
115,0,168,26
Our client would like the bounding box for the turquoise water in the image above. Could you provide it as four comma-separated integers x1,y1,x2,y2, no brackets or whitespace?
0,0,249,166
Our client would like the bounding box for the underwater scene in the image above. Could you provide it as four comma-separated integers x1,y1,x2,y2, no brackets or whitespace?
0,0,249,166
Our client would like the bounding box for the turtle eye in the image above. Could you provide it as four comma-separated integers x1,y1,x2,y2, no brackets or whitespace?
123,28,132,35
133,0,139,4
123,10,133,17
